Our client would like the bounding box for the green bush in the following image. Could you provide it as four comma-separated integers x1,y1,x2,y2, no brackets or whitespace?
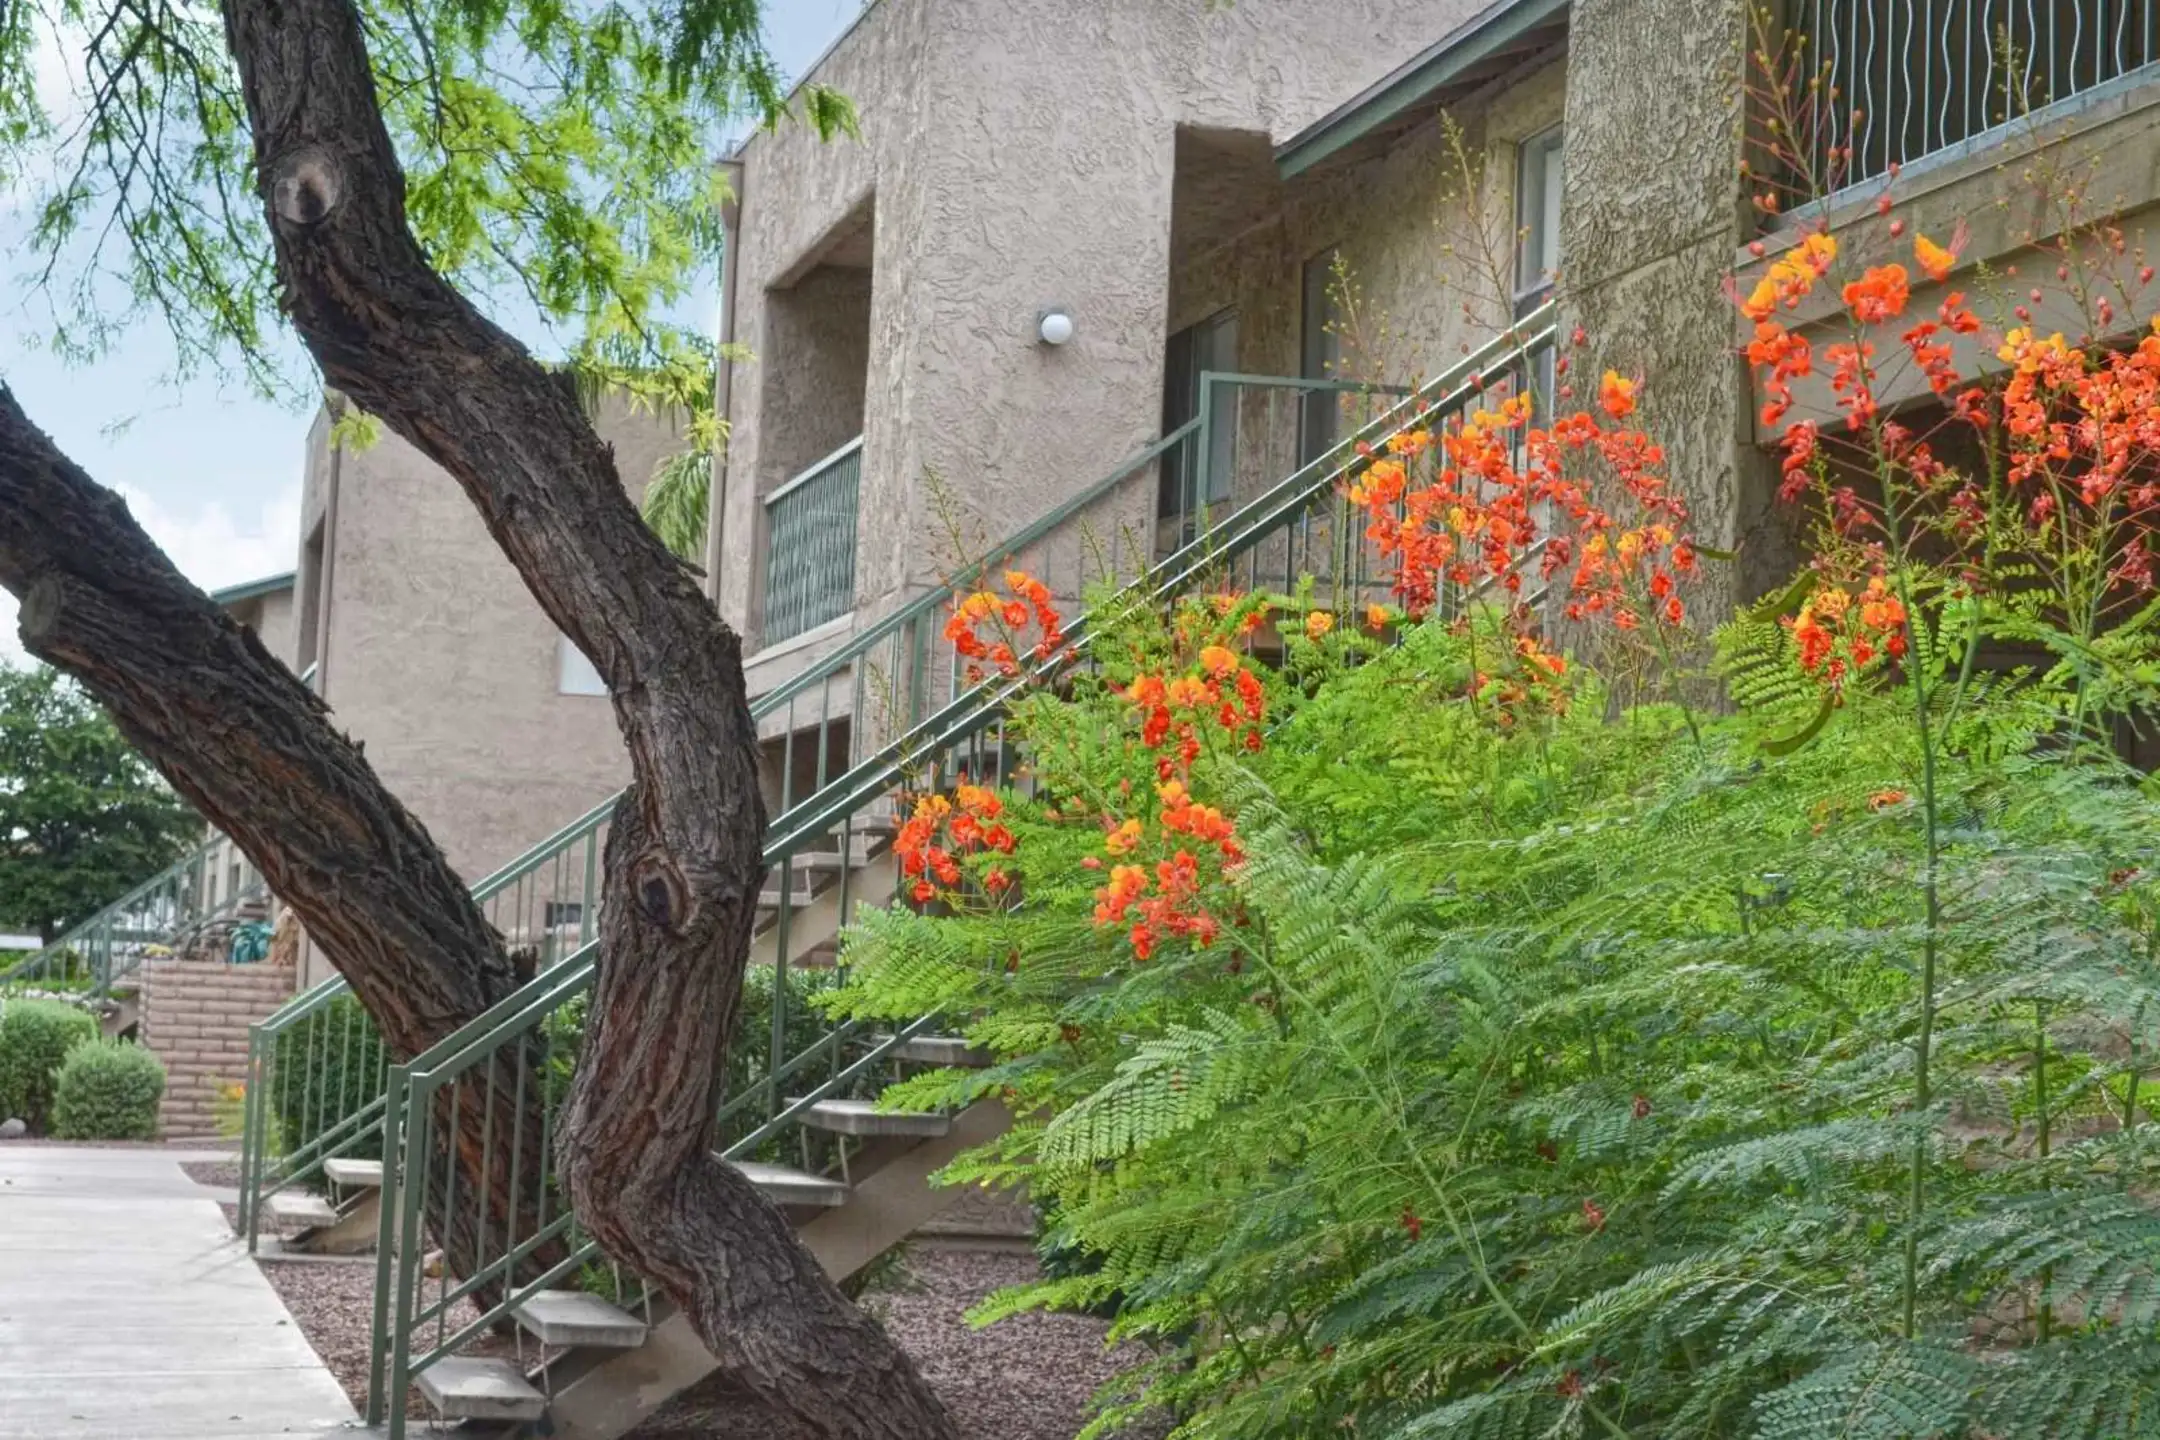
51,1040,165,1140
269,992,388,1163
0,998,98,1132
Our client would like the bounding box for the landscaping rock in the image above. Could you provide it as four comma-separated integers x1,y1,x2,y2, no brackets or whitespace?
0,1117,26,1139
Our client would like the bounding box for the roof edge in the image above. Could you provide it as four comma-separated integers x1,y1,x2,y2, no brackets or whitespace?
1275,0,1569,179
210,571,296,606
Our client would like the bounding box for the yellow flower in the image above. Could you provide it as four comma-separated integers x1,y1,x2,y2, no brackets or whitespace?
1305,611,1336,640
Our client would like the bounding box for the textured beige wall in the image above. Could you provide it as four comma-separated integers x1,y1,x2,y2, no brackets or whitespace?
308,396,683,889
227,586,297,671
1559,0,1776,610
715,0,1499,644
1166,60,1568,509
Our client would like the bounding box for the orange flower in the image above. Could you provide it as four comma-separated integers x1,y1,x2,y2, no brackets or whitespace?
1305,611,1335,640
1841,263,1910,323
1104,818,1144,855
1598,370,1637,420
1868,789,1909,811
1197,644,1239,677
1913,232,1959,282
1365,603,1390,631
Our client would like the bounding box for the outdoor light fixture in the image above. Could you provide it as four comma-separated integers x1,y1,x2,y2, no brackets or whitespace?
1037,307,1075,346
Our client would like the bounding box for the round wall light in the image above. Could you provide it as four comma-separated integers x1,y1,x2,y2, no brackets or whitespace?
1037,307,1075,346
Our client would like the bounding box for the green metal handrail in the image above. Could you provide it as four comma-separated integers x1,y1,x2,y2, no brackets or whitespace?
237,368,1404,1236
0,832,267,999
362,314,1556,1430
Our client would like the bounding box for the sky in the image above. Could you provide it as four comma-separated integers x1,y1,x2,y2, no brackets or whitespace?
0,0,866,665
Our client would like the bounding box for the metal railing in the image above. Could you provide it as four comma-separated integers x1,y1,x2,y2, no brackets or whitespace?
1789,0,2159,197
761,437,864,645
358,314,1556,1431
237,800,609,1242
240,372,1393,1240
0,834,267,999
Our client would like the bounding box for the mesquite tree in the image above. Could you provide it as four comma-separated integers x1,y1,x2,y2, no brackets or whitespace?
0,0,952,1433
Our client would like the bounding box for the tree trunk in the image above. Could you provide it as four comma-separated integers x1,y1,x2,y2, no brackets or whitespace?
0,387,558,1296
206,0,957,1433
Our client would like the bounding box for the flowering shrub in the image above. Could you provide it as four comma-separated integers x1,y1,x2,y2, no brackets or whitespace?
827,89,2160,1440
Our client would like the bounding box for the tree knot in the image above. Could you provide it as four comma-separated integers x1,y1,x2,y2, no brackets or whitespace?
270,147,345,228
631,852,690,934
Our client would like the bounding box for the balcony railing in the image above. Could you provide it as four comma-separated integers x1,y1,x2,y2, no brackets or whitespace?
1790,0,2158,196
760,437,862,646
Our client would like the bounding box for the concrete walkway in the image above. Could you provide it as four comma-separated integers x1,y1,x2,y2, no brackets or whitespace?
0,1144,363,1438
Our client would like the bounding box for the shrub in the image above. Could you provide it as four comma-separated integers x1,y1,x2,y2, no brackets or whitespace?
51,1041,165,1140
0,998,98,1132
269,992,387,1164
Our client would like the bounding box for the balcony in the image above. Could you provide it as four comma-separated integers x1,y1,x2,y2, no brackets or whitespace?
759,437,862,647
1785,0,2157,197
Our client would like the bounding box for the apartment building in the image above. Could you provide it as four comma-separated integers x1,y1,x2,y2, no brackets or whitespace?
708,0,2160,680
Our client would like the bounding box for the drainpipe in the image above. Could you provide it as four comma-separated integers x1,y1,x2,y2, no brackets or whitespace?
704,154,746,613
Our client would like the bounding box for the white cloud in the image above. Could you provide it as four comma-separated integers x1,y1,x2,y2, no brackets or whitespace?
0,481,303,668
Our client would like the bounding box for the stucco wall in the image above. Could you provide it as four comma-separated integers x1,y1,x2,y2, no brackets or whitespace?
227,587,297,671
308,396,682,895
715,0,1499,646
1165,59,1568,510
1559,0,1781,609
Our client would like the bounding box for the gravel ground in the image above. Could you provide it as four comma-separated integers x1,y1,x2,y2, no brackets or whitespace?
259,1256,534,1419
627,1247,1159,1440
259,1242,1154,1437
182,1158,241,1188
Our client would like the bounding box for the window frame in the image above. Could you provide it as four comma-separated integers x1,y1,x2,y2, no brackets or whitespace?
1513,124,1565,318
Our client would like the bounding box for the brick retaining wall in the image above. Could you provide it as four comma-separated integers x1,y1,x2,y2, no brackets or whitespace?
141,960,294,1141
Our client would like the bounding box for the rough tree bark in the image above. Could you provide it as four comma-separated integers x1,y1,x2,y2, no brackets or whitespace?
0,389,558,1296
206,0,957,1435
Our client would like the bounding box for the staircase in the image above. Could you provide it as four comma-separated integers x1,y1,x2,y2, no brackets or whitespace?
234,310,1557,1440
0,833,268,1021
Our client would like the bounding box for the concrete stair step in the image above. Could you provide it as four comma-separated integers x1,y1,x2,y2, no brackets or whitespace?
758,876,818,908
322,1157,382,1189
416,1356,547,1423
798,1098,951,1138
265,1190,339,1231
880,1034,992,1068
794,840,886,873
514,1290,648,1349
728,1160,849,1208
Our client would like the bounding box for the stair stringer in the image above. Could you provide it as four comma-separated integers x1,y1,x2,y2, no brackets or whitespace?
747,852,897,972
537,1098,1012,1440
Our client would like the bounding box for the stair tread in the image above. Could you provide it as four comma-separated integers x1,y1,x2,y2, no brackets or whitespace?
322,1157,383,1188
265,1191,339,1230
514,1289,648,1349
728,1160,849,1207
416,1356,547,1422
799,1097,951,1138
880,1034,992,1068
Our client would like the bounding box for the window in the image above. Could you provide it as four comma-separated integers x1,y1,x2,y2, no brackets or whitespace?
1158,308,1240,522
557,635,607,697
1514,126,1564,317
544,901,584,930
1299,249,1343,466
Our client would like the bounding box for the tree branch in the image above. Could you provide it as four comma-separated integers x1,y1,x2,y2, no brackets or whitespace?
212,0,954,1430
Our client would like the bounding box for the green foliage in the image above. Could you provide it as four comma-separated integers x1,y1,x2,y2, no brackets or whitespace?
0,666,196,944
270,993,389,1164
0,0,851,396
0,997,99,1131
831,598,2160,1440
51,1040,165,1140
639,447,713,560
